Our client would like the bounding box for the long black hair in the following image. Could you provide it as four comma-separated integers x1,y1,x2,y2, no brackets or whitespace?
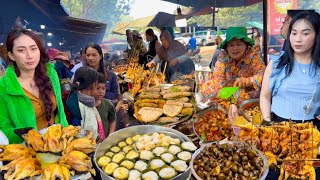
277,11,320,76
6,28,54,122
73,66,98,91
146,28,158,41
84,43,104,74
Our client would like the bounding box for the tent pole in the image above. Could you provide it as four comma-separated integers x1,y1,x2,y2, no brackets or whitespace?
212,7,215,27
212,0,216,27
263,0,268,65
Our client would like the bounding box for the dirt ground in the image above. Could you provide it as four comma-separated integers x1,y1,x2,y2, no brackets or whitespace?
198,45,216,67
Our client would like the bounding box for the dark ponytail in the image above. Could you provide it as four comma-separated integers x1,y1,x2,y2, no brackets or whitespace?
73,66,98,91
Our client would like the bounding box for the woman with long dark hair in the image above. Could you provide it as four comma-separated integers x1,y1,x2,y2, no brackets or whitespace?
252,27,262,52
83,43,128,130
141,28,161,67
260,11,320,127
0,28,68,143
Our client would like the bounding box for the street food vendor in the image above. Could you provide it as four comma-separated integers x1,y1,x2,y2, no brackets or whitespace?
200,27,266,104
141,28,161,68
260,11,320,127
146,30,195,82
0,28,68,143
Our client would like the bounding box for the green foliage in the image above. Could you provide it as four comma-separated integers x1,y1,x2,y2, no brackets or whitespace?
187,3,263,28
62,0,133,39
299,0,320,10
187,1,320,28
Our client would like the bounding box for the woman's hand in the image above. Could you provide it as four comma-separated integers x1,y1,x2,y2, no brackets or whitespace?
116,100,123,112
228,104,239,124
121,104,129,111
169,59,180,67
233,77,254,88
146,61,156,68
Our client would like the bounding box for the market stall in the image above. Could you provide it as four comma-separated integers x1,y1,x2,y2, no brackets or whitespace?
2,60,320,180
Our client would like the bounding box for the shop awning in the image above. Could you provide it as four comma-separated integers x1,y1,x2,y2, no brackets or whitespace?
161,0,262,8
0,0,107,52
246,21,263,30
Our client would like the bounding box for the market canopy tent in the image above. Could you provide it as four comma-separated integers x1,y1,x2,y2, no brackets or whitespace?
112,22,131,35
161,0,262,8
0,0,107,52
162,0,262,27
113,12,179,34
246,21,263,30
162,0,268,64
112,12,182,35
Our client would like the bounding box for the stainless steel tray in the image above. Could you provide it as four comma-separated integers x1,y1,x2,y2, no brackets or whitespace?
239,98,260,122
190,141,269,180
94,125,193,180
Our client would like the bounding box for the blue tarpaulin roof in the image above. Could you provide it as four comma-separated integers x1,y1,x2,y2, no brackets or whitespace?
246,21,263,30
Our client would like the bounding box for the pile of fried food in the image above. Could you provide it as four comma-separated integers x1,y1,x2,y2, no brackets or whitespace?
134,85,194,124
193,109,233,141
239,101,263,123
97,133,197,180
113,65,127,75
237,122,319,180
126,64,165,97
0,125,97,180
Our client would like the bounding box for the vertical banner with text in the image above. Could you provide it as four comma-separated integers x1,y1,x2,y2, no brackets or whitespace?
268,0,298,35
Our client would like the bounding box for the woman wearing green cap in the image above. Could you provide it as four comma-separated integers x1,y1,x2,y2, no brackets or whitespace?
200,27,266,104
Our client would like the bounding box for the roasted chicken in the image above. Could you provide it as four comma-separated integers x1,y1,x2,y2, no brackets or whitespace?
1,157,42,180
23,129,46,152
62,125,81,148
238,124,260,148
41,163,74,180
59,150,96,175
264,151,278,167
63,136,97,155
62,125,81,139
279,155,316,180
0,144,36,161
44,124,64,153
259,127,280,153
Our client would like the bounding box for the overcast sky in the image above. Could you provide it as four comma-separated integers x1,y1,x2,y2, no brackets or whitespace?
130,0,177,19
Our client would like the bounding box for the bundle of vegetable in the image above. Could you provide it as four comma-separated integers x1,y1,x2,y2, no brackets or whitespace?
97,133,197,180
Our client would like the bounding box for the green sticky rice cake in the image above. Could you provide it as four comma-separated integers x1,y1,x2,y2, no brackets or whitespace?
113,167,129,180
159,167,177,179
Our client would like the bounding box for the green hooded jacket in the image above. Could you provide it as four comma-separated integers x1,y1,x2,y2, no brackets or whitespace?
0,63,68,144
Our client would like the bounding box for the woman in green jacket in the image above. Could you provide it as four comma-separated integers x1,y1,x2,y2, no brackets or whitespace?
0,28,68,144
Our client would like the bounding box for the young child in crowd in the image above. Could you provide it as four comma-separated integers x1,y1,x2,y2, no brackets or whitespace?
94,73,116,137
66,66,106,140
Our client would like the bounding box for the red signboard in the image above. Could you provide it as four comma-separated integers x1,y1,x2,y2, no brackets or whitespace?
268,0,298,35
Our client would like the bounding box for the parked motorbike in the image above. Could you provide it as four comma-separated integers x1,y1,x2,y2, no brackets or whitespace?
186,46,201,63
185,44,202,63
